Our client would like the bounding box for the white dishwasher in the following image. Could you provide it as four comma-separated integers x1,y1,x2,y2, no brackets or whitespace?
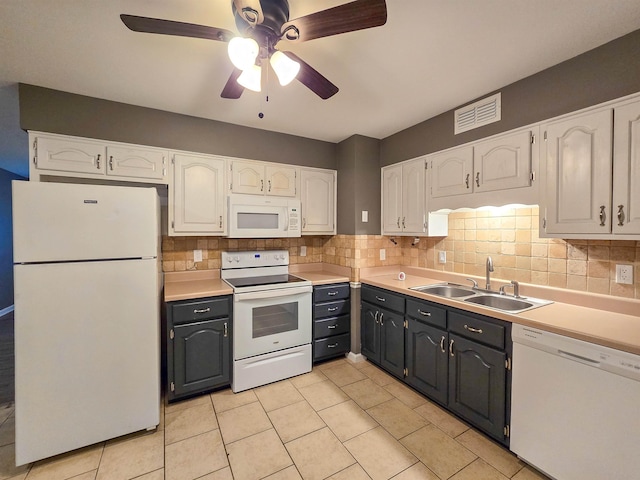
511,324,640,480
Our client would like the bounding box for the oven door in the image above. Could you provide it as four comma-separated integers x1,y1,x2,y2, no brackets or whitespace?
233,285,312,359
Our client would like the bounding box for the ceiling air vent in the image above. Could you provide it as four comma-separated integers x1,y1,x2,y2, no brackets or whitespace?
454,93,501,134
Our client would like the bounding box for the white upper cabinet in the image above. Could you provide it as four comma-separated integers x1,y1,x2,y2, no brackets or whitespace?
230,159,297,197
612,99,640,235
300,168,336,234
474,130,533,193
541,108,613,235
430,146,474,198
169,152,226,236
382,164,403,233
29,132,168,184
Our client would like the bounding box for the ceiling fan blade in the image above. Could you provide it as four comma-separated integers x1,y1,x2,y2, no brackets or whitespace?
281,0,387,42
282,52,338,100
221,68,245,99
232,0,265,26
120,14,234,42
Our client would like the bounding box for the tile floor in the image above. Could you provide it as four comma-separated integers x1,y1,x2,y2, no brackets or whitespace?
0,358,552,480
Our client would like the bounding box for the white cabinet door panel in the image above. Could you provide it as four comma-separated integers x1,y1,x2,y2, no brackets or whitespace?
475,131,532,192
401,159,426,233
35,136,105,175
231,160,264,195
382,165,402,233
106,146,167,180
613,100,640,234
430,146,474,198
300,168,335,233
266,165,297,197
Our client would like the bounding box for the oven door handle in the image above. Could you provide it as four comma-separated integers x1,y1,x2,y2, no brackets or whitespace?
234,285,312,301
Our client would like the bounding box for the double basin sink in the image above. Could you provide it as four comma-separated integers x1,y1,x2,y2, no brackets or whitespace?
409,282,552,314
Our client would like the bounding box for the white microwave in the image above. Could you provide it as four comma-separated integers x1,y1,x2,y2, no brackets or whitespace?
228,194,301,238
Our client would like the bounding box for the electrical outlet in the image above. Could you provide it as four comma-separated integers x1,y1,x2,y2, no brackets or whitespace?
300,246,307,257
438,251,446,264
615,264,633,284
380,249,386,261
193,249,202,262
362,210,368,222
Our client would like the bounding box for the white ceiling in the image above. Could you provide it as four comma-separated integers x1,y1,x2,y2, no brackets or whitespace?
2,0,640,146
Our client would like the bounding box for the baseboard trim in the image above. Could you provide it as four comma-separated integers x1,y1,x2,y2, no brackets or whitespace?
346,352,366,364
0,305,14,320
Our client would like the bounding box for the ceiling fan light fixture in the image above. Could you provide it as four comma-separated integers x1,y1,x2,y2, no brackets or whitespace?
270,51,300,86
227,36,259,70
237,64,262,92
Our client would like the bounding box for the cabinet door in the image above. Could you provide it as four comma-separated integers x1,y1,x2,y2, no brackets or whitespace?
379,307,404,378
171,153,226,235
474,130,532,193
172,318,230,397
382,164,402,233
430,146,474,198
448,333,506,442
405,319,448,405
266,165,297,197
35,135,105,175
106,145,167,181
360,302,380,364
613,100,640,234
301,168,336,234
231,160,265,195
401,158,426,234
543,109,613,234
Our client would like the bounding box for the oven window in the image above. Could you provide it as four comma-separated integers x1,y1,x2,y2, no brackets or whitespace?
237,212,279,229
252,302,299,338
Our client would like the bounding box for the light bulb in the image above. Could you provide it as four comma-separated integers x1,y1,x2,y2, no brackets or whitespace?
270,51,300,86
237,64,261,92
227,37,259,70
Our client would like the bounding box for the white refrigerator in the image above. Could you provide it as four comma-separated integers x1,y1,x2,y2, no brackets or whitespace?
12,181,161,466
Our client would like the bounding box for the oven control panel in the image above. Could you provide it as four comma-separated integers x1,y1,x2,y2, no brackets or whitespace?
221,250,289,268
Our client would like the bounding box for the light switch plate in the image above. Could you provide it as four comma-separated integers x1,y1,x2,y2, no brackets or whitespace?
362,210,368,222
380,249,386,261
438,251,446,264
615,264,633,284
194,249,203,262
300,246,307,257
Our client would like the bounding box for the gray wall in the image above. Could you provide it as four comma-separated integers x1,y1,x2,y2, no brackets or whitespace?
19,84,336,170
381,28,640,166
336,135,381,235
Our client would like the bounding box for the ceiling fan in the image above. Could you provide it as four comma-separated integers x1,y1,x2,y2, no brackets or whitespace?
120,0,387,100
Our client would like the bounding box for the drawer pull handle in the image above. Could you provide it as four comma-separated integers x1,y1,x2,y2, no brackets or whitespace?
96,154,101,169
194,307,211,314
417,309,431,317
328,306,339,312
327,343,339,348
449,339,454,357
375,296,386,302
327,325,337,329
464,324,483,334
440,336,445,353
327,291,338,296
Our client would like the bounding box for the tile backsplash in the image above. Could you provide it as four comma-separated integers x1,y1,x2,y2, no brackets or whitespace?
162,206,640,299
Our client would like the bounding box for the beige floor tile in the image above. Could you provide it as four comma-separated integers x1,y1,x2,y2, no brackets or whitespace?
165,394,212,415
0,408,13,426
0,417,14,448
366,398,428,439
327,463,371,480
25,443,103,480
359,364,396,386
0,443,29,480
285,427,355,480
165,429,228,480
344,426,417,480
401,425,476,480
456,429,523,477
227,429,292,480
348,359,371,370
165,401,218,445
217,401,272,444
199,466,234,479
341,379,393,409
383,381,427,409
289,370,327,389
391,462,439,480
210,388,258,413
512,465,554,480
318,400,378,442
297,380,349,411
268,401,326,443
256,380,304,412
449,458,509,480
134,470,164,480
262,465,302,479
321,363,367,387
68,471,97,479
414,401,469,437
315,358,348,371
96,430,163,480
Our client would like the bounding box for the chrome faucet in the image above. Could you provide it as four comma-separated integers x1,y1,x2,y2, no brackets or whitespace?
485,256,494,290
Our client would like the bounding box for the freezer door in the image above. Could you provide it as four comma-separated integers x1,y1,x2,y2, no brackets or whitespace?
12,181,158,263
14,259,160,465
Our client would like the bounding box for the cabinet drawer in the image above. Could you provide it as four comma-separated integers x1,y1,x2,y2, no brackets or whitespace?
448,311,504,349
314,300,350,319
314,333,350,360
361,286,405,313
171,296,231,324
314,314,350,339
314,283,349,302
406,299,447,329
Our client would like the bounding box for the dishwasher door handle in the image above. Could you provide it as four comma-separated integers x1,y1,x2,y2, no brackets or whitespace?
558,349,601,367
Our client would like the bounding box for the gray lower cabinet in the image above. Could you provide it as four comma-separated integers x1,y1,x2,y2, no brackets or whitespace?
313,283,350,362
166,296,232,402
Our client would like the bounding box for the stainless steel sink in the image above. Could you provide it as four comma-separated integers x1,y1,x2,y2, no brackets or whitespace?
464,294,552,313
410,283,476,298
